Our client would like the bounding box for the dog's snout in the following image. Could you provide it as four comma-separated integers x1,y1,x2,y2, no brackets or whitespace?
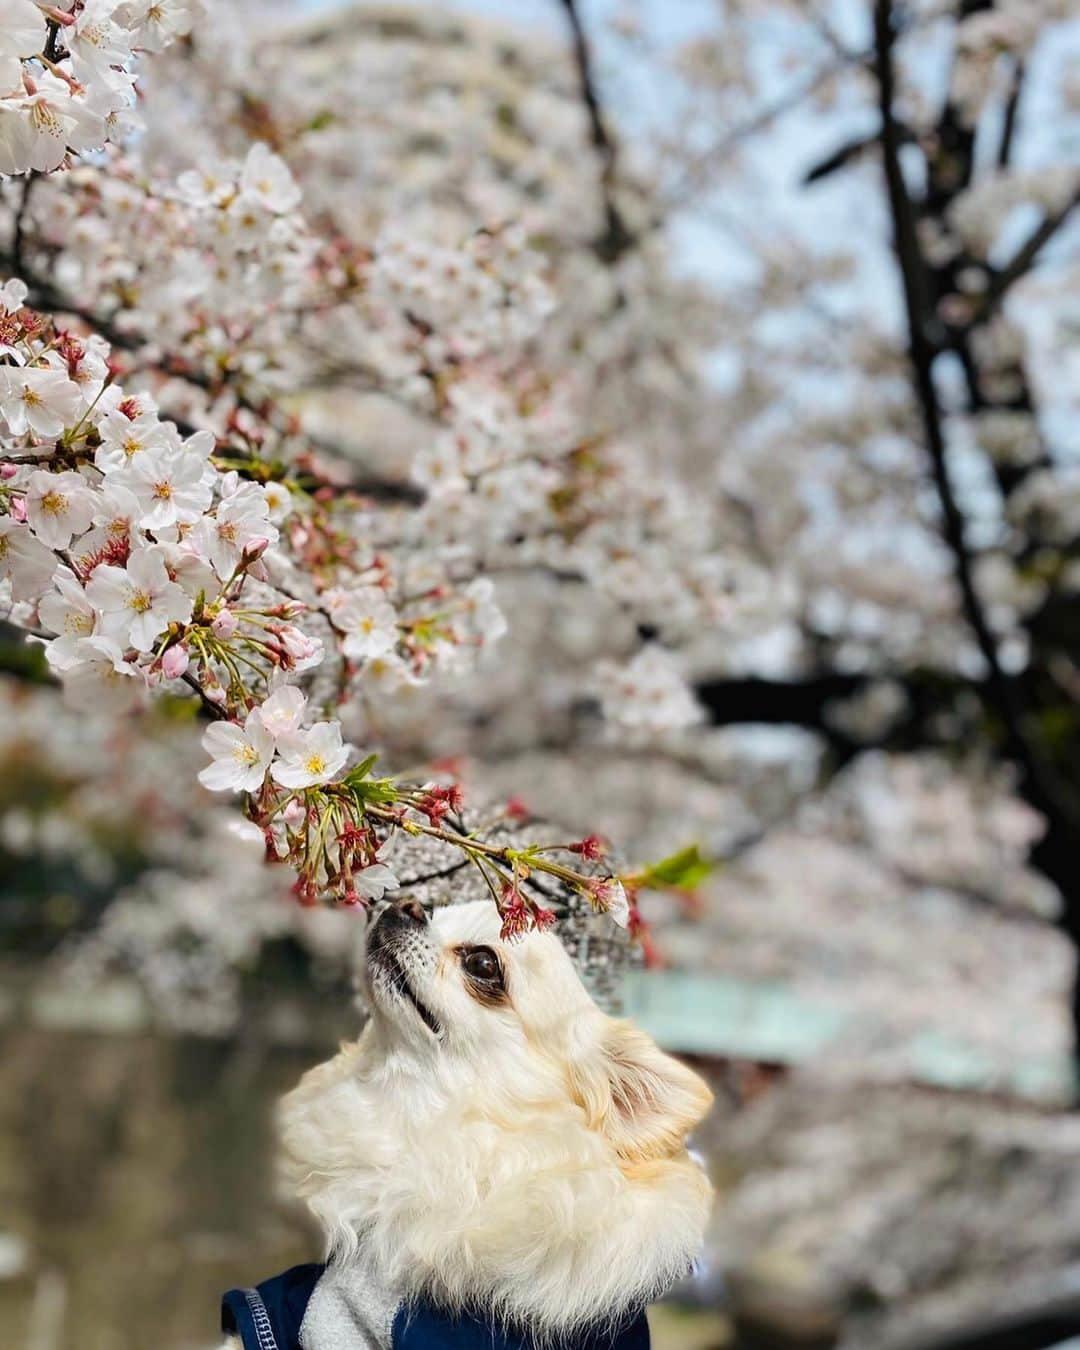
384,897,427,927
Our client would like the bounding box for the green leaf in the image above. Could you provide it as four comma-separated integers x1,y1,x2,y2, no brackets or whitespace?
342,753,379,786
639,845,713,891
344,767,400,807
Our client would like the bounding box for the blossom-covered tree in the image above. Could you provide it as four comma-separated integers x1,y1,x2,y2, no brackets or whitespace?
1,0,1078,1080
1,0,716,957
634,0,1080,1052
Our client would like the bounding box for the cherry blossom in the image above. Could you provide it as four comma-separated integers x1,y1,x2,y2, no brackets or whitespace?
0,515,55,600
55,635,144,713
191,473,277,576
270,721,350,790
24,469,95,549
38,567,98,668
0,366,82,439
586,878,631,929
256,685,307,741
94,411,173,474
0,74,106,175
198,710,276,793
0,7,46,95
333,587,399,661
85,545,193,652
239,142,302,215
68,1,135,85
0,0,190,176
594,646,703,733
121,444,214,530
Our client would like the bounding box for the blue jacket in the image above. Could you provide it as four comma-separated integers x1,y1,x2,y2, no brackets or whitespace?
222,1264,651,1350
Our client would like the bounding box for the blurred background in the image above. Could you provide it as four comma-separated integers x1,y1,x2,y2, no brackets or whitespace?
2,1,1080,1348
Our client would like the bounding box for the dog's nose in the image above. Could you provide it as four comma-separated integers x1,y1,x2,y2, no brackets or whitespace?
385,897,427,926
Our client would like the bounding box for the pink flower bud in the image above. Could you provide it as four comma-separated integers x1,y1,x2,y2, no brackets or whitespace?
205,681,228,706
162,645,190,679
278,625,316,660
242,537,270,562
10,497,26,522
0,464,17,480
211,608,238,639
283,799,306,826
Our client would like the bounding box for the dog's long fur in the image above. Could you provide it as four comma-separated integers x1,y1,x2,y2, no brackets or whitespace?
278,900,714,1336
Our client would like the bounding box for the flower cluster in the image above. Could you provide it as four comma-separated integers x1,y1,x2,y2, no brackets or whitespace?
0,0,195,175
0,4,741,956
0,282,654,939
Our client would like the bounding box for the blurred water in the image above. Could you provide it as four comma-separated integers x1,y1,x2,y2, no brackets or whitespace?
0,1026,322,1350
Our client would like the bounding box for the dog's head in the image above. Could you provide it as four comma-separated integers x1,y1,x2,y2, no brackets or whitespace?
281,899,713,1331
365,897,712,1164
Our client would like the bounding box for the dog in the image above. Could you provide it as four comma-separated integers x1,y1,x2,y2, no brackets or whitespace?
219,897,713,1350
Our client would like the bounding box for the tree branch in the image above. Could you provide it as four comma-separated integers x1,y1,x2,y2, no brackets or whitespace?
557,0,635,263
696,671,870,729
975,189,1080,325
997,58,1024,169
872,0,1080,835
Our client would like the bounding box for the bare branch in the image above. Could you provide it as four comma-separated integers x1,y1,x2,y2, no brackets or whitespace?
976,189,1080,325
997,58,1025,169
872,0,1080,836
556,0,635,263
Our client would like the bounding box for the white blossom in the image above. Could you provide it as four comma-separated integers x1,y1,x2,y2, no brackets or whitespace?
0,516,56,601
68,1,135,85
55,635,143,713
270,721,350,789
25,470,96,549
334,586,399,660
239,143,302,215
84,544,193,652
117,0,194,54
191,472,277,577
121,443,214,529
0,75,106,175
90,482,143,545
198,709,276,793
0,366,82,439
0,2,46,93
94,410,173,474
39,568,97,670
257,685,307,741
594,645,704,733
350,860,400,902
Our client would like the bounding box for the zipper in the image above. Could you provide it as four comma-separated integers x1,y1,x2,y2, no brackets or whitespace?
243,1287,280,1350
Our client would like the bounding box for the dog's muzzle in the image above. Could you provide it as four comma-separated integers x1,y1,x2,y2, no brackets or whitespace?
367,899,442,1037
369,897,428,948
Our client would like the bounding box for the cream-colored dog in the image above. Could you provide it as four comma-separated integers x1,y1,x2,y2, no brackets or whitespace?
222,898,713,1349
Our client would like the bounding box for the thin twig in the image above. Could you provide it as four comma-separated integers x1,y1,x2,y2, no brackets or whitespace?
975,190,1080,325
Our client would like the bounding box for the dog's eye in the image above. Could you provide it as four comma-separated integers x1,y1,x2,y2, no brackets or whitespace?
462,946,501,983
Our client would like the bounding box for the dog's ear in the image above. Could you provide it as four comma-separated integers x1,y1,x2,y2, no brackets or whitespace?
569,1017,713,1163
